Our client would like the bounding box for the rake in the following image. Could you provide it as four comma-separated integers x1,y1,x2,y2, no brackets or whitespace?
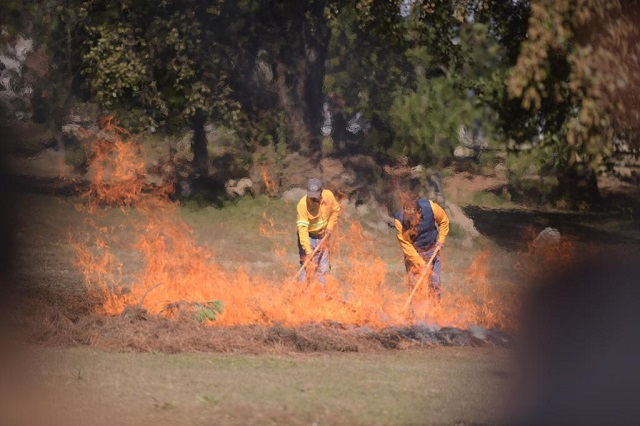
403,246,441,312
293,235,328,281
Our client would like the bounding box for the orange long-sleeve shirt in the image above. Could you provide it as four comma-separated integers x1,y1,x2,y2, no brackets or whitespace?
394,200,449,268
296,189,341,254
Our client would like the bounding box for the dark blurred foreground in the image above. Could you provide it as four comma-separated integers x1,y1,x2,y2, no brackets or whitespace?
506,248,640,425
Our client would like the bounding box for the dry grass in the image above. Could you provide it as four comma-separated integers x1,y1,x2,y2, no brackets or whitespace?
12,286,510,355
9,189,635,355
0,343,510,426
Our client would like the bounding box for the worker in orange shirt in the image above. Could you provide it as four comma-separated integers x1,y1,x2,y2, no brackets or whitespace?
296,178,341,284
394,196,449,299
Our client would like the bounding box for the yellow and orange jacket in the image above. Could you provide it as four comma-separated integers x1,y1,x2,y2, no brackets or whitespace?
394,200,449,269
296,189,341,254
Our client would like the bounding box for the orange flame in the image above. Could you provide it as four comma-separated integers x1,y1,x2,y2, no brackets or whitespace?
71,120,533,330
259,211,288,237
258,164,278,195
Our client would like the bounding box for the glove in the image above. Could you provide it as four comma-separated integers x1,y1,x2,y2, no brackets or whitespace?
324,229,333,240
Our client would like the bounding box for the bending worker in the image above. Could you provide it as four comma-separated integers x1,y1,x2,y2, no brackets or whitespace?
296,178,341,284
394,196,449,298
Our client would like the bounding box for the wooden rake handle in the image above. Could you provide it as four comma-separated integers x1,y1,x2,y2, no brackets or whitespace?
293,235,328,280
403,246,441,312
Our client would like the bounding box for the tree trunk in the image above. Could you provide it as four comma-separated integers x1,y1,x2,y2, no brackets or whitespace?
192,110,209,176
268,0,329,156
302,0,330,156
275,62,311,153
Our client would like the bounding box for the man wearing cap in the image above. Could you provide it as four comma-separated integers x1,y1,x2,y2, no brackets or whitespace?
296,178,341,284
394,196,449,299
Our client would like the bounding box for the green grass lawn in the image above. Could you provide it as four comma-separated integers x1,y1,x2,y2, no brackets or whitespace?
1,345,511,426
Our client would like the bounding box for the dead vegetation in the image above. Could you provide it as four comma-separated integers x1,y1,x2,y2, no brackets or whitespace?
8,287,517,355
8,188,630,356
11,287,511,355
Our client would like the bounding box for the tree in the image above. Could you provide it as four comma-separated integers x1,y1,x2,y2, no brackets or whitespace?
216,0,332,155
0,0,88,126
508,0,640,199
325,0,528,166
79,0,240,175
79,0,338,173
323,1,410,155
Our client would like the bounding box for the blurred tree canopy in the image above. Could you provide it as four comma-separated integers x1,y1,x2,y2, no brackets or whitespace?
2,0,637,201
78,0,241,174
508,0,640,197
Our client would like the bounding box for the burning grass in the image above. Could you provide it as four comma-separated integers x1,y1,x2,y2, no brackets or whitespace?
67,119,524,333
14,287,511,354
7,118,588,353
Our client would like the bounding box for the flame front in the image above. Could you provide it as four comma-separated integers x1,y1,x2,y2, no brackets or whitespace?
71,121,528,330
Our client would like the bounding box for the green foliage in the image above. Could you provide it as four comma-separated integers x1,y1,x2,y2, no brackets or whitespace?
507,0,640,197
206,125,241,157
324,4,409,120
0,0,89,127
324,2,524,168
321,136,335,156
79,0,239,133
251,144,278,175
242,111,287,153
210,148,252,179
471,190,509,209
477,151,500,169
181,193,225,211
506,148,547,180
195,300,224,323
389,75,473,165
506,146,560,204
447,221,462,239
0,0,24,33
82,23,156,129
275,137,289,164
10,0,622,202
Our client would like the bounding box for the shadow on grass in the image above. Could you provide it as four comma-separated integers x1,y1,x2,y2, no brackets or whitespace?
463,206,640,251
